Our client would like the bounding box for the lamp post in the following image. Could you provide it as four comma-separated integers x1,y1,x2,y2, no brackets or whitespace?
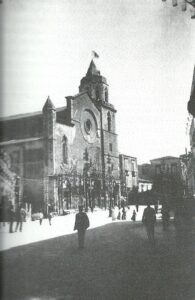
125,170,129,201
107,154,113,217
15,175,20,205
83,148,90,212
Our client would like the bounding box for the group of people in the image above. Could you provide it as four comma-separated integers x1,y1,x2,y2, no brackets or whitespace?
39,205,53,226
7,204,26,233
1,198,193,251
1,203,54,233
111,205,137,222
73,203,157,250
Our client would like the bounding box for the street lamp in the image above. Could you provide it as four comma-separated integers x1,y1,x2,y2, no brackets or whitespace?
83,148,90,212
107,154,114,217
15,175,20,205
125,170,129,200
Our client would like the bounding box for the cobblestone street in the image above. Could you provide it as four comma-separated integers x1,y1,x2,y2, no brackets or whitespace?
1,213,195,300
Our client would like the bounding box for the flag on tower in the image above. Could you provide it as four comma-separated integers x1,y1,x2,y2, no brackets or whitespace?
92,51,99,59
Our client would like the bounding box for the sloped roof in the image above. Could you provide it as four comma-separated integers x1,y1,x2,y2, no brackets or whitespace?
150,156,179,162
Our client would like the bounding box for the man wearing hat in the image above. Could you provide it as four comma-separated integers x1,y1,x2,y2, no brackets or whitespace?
142,202,156,246
74,205,90,249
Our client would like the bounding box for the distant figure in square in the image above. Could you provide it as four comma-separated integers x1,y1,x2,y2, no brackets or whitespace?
131,209,136,221
112,204,119,221
39,210,44,225
47,204,52,226
122,206,127,220
126,206,131,220
161,205,170,231
74,205,90,249
142,204,156,246
117,206,122,220
8,204,15,233
15,204,26,232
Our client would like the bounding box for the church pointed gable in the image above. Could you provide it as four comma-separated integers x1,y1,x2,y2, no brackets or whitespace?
42,96,56,112
86,60,100,77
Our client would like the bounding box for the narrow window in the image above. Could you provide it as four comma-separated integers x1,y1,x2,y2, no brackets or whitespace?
156,165,161,175
62,136,68,164
105,88,108,102
107,112,111,132
109,143,112,152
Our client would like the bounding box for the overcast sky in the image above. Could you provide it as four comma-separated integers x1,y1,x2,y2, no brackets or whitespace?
0,0,195,163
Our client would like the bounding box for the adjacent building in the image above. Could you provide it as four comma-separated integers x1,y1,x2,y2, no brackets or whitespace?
187,66,195,195
150,156,181,177
119,154,138,197
0,151,16,208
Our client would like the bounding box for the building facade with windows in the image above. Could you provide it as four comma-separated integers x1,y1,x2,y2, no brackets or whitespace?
150,156,181,176
0,60,120,213
119,154,138,196
0,150,16,209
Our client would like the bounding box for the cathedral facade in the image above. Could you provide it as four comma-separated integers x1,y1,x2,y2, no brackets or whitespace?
0,60,120,213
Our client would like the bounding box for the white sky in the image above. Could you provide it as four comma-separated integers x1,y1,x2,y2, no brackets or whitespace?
0,0,195,164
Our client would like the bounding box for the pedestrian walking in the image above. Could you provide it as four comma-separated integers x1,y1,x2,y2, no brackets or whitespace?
122,206,127,220
39,210,44,225
48,212,52,225
117,206,122,220
131,209,136,221
74,205,90,249
15,205,26,232
112,204,119,221
8,204,15,233
126,206,131,220
0,196,6,227
142,203,156,246
47,205,52,225
161,205,170,231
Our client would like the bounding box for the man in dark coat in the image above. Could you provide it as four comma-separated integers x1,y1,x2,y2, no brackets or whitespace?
8,204,15,233
15,204,26,232
142,203,156,246
74,205,90,249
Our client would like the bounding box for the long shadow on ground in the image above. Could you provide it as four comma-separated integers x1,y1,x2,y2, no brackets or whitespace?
0,221,195,300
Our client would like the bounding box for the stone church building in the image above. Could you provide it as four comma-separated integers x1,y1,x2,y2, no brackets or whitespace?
0,60,122,213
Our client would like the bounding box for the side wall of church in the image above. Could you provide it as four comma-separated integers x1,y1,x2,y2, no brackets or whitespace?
0,139,44,212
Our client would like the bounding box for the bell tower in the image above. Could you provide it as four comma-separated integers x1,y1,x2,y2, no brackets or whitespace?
79,60,109,103
79,60,119,188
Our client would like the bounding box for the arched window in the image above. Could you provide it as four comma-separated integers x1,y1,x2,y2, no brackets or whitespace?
62,136,68,164
107,112,111,132
105,88,108,102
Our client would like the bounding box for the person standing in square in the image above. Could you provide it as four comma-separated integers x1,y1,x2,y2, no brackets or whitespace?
74,205,90,249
